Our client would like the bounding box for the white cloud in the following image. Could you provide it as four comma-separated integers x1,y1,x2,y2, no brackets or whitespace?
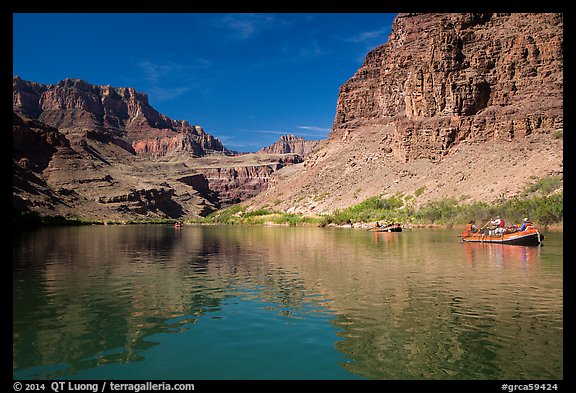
338,27,391,44
297,126,331,133
137,60,174,83
218,135,262,151
217,13,277,40
254,130,293,135
226,141,262,148
134,58,212,102
137,58,212,83
148,86,191,101
298,40,324,58
253,129,330,138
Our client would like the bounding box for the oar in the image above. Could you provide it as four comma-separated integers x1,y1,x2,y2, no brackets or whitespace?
479,220,491,231
477,220,493,241
460,220,490,238
473,220,490,233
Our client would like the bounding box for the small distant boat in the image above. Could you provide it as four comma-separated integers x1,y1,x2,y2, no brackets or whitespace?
174,222,184,228
369,223,403,232
461,226,544,246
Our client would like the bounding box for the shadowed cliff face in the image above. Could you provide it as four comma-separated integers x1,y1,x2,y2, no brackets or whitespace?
13,112,74,172
12,77,323,220
12,111,221,220
247,13,563,214
12,111,308,220
11,109,315,220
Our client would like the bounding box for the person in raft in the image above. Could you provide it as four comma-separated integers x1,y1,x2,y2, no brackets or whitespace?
490,216,506,235
466,220,478,233
518,218,532,231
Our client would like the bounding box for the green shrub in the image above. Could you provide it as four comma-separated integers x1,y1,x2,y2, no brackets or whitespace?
414,187,426,197
551,130,563,139
414,198,459,224
320,195,409,225
523,175,562,196
320,192,562,227
242,209,273,218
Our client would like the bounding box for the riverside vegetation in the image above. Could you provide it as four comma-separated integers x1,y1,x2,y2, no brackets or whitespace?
15,175,562,228
198,175,563,228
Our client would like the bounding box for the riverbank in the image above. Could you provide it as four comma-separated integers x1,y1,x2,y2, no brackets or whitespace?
195,190,562,230
14,189,562,230
325,222,563,231
13,208,179,227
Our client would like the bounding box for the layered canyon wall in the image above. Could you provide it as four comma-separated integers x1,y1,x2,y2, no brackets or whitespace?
13,77,229,158
13,79,319,219
257,134,321,158
332,13,562,162
248,13,563,214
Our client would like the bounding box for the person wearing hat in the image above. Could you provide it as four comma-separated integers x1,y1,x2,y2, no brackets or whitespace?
518,218,532,232
490,216,506,235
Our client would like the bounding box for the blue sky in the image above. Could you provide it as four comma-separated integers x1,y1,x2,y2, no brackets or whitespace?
13,13,396,152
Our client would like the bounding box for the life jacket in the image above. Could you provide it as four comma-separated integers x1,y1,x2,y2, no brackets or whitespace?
466,224,473,231
522,221,532,229
499,219,505,227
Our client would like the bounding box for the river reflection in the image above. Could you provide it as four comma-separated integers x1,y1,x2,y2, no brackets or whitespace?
13,226,562,380
463,242,541,270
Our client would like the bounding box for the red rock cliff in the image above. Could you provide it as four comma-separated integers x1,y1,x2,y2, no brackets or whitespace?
13,77,230,157
332,13,562,162
258,134,321,157
194,154,302,206
247,13,563,214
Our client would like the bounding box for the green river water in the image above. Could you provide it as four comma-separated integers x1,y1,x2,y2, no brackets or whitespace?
13,225,563,380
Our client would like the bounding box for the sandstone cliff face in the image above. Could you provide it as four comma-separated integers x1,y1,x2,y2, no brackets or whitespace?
14,13,563,221
13,112,82,213
13,112,75,172
258,134,321,157
12,111,221,220
193,154,302,207
196,164,281,207
96,188,180,216
12,107,305,220
12,78,310,220
332,13,562,163
13,77,229,158
248,13,563,214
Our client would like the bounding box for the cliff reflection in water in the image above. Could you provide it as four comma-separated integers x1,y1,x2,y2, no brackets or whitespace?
13,226,228,377
13,226,562,379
